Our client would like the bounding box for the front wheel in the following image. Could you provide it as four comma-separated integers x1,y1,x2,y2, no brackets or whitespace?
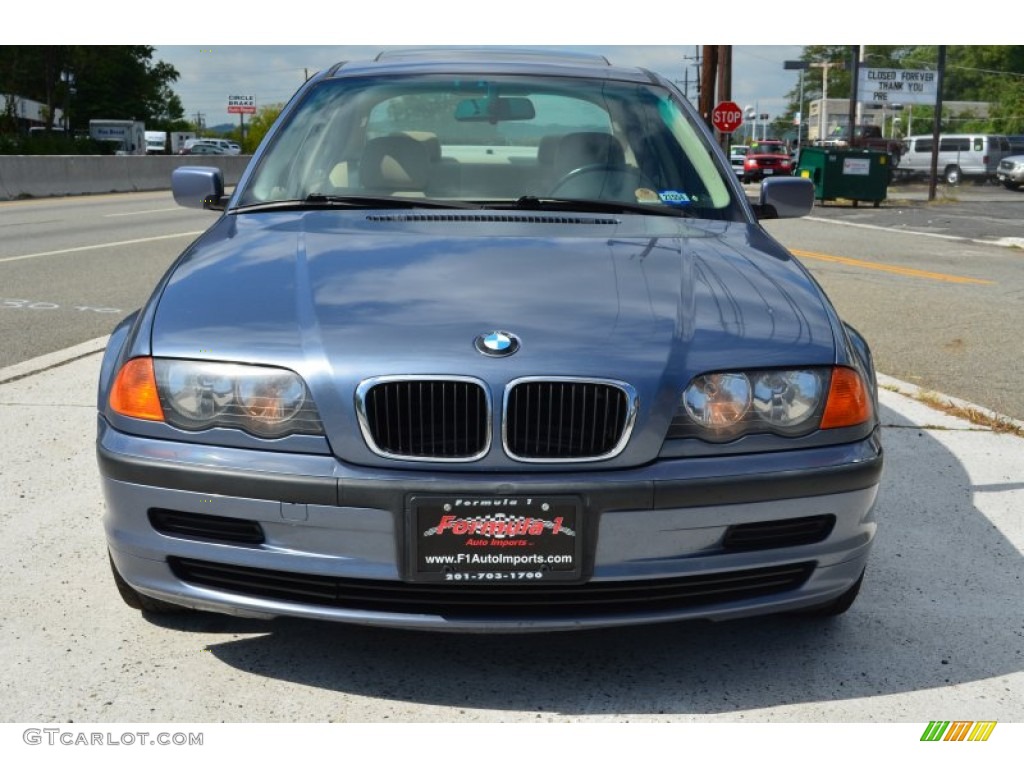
109,552,189,614
793,572,864,618
944,165,961,185
1004,181,1021,191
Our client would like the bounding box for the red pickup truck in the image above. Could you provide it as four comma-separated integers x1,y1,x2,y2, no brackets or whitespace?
740,139,794,182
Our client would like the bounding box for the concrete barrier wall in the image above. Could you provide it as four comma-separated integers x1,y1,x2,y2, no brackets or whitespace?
0,155,252,201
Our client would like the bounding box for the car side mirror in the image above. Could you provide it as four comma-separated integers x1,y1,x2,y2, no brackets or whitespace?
753,176,814,220
172,166,227,211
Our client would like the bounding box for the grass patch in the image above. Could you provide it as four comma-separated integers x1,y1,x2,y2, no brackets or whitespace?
914,390,1024,437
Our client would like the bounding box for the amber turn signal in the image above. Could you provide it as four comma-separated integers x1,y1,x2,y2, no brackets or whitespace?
109,357,165,421
820,367,873,429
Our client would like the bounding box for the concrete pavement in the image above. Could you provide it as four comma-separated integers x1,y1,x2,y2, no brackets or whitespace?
0,340,1022,722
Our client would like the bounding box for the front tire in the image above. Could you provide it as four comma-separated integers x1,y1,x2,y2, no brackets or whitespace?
944,165,961,185
1004,181,1021,191
795,572,864,618
109,552,189,614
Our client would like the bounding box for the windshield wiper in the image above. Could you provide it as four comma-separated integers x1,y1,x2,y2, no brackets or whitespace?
235,194,482,213
491,196,697,218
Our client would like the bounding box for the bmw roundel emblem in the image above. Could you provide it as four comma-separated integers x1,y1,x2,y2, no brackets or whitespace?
475,331,520,357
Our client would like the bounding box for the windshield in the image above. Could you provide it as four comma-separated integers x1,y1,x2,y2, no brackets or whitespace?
750,141,787,155
237,73,739,219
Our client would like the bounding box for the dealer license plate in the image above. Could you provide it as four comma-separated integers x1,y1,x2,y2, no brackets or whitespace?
408,495,582,583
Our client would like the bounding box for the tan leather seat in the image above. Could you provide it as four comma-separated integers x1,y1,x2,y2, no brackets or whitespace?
359,135,431,194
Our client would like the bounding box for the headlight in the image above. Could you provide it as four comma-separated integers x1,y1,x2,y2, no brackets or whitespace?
678,368,850,442
155,360,322,437
683,373,752,437
108,358,324,438
751,370,823,431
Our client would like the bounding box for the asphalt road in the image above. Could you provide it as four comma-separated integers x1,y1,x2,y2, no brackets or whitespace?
3,186,1022,418
0,192,213,367
762,182,1024,421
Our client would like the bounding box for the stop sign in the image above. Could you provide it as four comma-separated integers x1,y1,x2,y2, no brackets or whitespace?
712,100,743,134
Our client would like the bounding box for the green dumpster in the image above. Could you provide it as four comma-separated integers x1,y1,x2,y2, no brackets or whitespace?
796,147,890,207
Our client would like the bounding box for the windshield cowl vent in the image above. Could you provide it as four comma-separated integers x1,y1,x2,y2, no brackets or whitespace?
365,213,619,225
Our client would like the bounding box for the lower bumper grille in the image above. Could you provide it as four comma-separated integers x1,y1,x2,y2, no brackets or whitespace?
169,557,815,618
149,509,264,545
723,515,835,552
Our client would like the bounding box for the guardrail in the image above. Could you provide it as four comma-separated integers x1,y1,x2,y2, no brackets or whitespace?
0,155,252,201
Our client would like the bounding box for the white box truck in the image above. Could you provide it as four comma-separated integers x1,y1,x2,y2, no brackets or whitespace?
144,130,167,154
89,119,146,155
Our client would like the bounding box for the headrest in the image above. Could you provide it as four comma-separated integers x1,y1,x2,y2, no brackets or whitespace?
360,135,430,191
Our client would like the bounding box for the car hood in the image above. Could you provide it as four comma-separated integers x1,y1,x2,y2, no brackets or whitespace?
151,210,838,463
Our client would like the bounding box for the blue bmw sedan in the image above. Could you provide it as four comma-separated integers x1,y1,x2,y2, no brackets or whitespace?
97,49,882,631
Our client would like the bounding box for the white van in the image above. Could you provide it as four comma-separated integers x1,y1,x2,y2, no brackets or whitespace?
897,134,1011,184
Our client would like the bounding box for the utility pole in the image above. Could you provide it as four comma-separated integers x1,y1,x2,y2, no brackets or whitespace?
699,45,718,128
681,48,702,101
928,45,947,202
847,46,860,143
810,60,844,143
716,45,732,150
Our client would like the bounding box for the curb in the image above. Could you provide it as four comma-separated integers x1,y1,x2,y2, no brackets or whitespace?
0,336,108,386
876,372,1024,434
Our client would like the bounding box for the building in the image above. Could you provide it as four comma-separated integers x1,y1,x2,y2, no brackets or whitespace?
1,93,65,132
807,98,991,143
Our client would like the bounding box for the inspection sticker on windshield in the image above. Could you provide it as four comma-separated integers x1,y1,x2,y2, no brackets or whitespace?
658,190,692,205
409,495,582,583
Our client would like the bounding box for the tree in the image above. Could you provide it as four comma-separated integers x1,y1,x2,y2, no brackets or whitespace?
237,103,284,153
0,45,183,133
778,46,1024,136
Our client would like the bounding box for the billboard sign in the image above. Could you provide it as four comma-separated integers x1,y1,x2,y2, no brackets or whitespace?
227,95,256,115
858,69,938,106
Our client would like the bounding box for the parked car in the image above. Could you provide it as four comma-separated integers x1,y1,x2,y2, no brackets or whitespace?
996,154,1024,190
98,48,882,632
729,144,748,178
741,139,795,182
179,143,229,155
179,138,241,155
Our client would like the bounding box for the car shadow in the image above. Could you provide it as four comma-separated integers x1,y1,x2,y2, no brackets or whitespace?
154,402,1024,718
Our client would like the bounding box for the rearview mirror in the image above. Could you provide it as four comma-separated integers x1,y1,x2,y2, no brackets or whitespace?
454,97,536,123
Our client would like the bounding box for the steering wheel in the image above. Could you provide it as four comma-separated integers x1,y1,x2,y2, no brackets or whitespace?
549,164,657,200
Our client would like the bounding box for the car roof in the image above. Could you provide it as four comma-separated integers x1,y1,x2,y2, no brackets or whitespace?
322,48,658,85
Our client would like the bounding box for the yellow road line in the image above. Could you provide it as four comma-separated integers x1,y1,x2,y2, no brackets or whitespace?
791,249,995,285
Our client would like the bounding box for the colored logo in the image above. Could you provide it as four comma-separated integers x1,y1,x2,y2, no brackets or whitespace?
920,721,997,742
475,331,520,357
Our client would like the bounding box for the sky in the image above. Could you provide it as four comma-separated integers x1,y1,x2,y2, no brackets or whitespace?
16,0,986,134
153,45,807,130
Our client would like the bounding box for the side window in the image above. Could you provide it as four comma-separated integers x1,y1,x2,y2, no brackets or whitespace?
974,138,983,151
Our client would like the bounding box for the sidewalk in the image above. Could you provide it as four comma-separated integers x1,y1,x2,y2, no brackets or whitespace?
0,341,1022,722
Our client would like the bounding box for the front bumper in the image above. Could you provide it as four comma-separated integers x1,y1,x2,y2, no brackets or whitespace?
996,167,1024,184
99,418,882,631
